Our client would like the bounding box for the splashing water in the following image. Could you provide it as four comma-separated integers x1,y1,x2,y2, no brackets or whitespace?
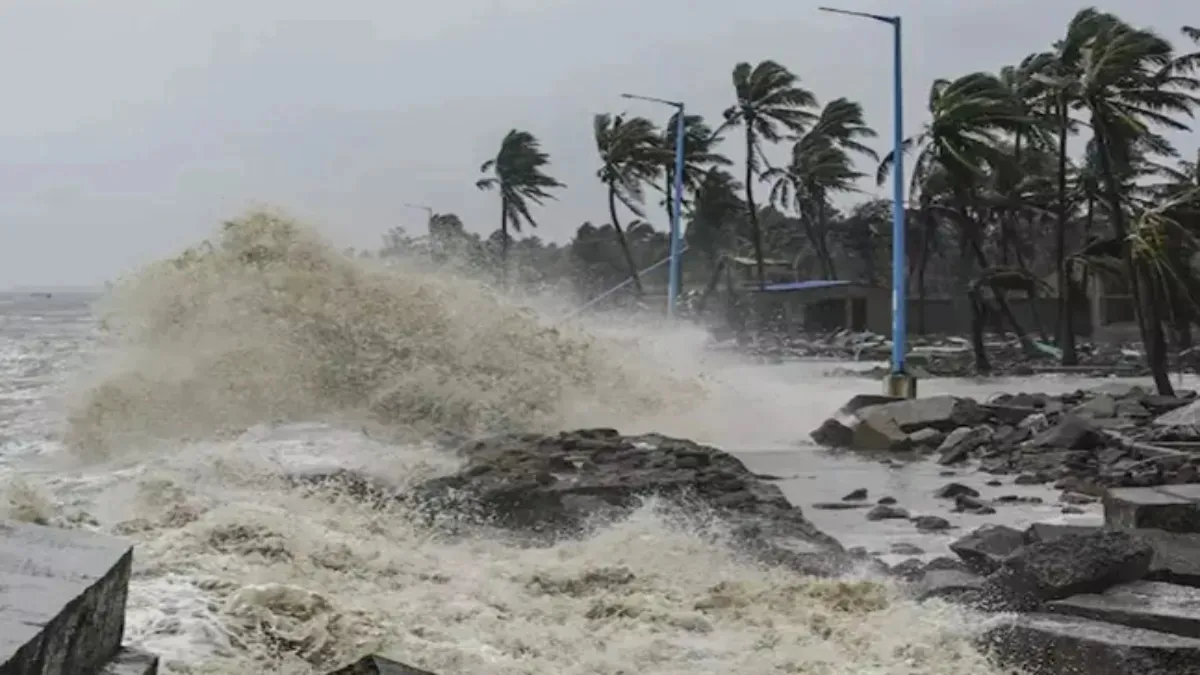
3,211,1017,674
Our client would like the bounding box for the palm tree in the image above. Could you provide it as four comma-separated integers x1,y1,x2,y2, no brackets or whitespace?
686,168,745,311
476,129,565,282
764,98,878,279
594,113,662,295
877,71,1040,365
721,60,818,288
1070,10,1200,394
661,113,732,225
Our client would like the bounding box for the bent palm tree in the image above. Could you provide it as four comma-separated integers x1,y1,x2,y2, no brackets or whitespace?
594,113,662,295
722,60,818,288
661,113,732,224
476,129,565,281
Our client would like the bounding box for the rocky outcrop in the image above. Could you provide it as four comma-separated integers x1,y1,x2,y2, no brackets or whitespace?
326,654,438,674
407,428,856,577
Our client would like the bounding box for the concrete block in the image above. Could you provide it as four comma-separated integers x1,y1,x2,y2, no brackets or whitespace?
326,654,439,674
0,521,133,675
1105,486,1200,533
99,647,159,675
1049,581,1200,639
983,613,1200,675
1024,523,1200,588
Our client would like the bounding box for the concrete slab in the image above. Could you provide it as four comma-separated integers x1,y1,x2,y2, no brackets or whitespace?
1105,486,1200,533
1050,581,1200,639
0,521,134,675
99,647,159,675
984,613,1200,675
326,654,439,674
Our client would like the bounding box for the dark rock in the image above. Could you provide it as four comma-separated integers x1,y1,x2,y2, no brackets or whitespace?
1031,415,1105,451
866,505,910,521
987,530,1154,610
983,403,1042,425
1104,485,1200,534
983,613,1200,675
1073,394,1118,419
842,488,868,501
924,556,970,574
912,515,952,532
950,525,1025,575
811,502,870,511
891,542,925,556
877,496,897,505
0,521,134,675
412,430,849,576
868,395,988,432
986,479,1003,487
934,482,979,499
889,558,926,581
1014,472,1053,485
1049,580,1200,639
1062,506,1086,514
326,654,439,674
912,570,987,604
954,494,996,515
1063,492,1098,505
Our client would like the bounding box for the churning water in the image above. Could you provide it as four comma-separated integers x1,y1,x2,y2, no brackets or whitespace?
1,211,1128,674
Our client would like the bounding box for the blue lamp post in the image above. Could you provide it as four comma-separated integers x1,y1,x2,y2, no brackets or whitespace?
621,93,686,319
818,7,915,398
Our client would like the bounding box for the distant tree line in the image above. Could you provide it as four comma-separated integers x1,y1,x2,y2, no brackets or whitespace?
376,9,1199,394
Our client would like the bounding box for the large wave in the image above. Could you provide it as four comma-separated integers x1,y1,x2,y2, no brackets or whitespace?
63,210,703,453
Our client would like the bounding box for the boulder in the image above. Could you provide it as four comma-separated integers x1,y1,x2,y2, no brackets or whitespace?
949,524,1025,575
326,655,438,674
1025,523,1200,588
865,395,988,433
1155,399,1200,427
411,429,849,576
100,647,160,675
983,613,1200,675
911,569,987,604
1029,415,1105,451
810,395,985,451
986,530,1153,610
935,426,992,465
1104,485,1200,534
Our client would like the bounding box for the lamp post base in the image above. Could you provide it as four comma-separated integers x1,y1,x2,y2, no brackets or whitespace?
884,372,918,399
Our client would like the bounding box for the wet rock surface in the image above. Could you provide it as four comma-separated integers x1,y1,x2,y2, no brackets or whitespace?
325,654,438,674
810,386,1200,512
406,429,856,577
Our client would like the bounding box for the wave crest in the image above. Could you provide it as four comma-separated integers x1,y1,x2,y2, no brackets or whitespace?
65,210,699,452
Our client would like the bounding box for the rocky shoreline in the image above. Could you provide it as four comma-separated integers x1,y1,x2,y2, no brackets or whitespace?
307,391,1200,674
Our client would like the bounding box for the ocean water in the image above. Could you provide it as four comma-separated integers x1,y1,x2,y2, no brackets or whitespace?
0,215,1178,674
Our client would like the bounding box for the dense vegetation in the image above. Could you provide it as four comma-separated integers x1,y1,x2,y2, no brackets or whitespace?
377,9,1200,393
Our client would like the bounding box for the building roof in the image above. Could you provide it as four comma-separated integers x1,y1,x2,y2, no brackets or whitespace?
760,280,853,293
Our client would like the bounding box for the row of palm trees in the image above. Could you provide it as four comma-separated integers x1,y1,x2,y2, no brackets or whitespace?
473,8,1200,393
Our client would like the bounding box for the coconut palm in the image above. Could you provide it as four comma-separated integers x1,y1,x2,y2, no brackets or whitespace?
877,71,1040,364
1068,10,1200,394
594,113,662,295
721,60,819,288
765,98,878,279
660,113,732,224
475,129,565,280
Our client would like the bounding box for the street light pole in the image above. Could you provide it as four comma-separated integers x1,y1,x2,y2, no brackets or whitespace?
621,93,686,319
818,7,915,399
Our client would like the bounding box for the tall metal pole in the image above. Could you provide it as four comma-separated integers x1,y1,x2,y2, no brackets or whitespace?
889,18,906,377
819,7,912,397
621,92,687,318
668,106,686,318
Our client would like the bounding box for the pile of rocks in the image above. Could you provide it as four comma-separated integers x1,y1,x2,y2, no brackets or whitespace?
810,385,1200,504
892,482,1200,674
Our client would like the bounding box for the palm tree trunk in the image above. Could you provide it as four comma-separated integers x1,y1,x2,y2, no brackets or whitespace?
500,197,509,287
607,186,644,296
744,127,767,289
1055,101,1079,365
816,198,838,279
968,287,992,374
1092,122,1173,395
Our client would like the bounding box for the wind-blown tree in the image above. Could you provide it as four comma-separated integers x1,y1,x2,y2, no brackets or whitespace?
594,113,662,295
765,98,878,279
878,71,1040,364
686,168,745,310
1068,10,1200,394
476,129,565,280
721,60,819,288
661,113,732,224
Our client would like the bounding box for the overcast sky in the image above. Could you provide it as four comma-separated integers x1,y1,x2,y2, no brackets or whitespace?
0,0,1196,288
